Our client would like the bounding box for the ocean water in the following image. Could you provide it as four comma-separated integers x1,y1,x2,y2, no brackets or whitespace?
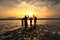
0,20,60,34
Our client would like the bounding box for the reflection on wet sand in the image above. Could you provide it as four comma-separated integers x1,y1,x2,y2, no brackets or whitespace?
0,24,60,40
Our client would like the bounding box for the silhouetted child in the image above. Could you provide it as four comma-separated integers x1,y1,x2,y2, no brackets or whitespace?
30,17,33,27
33,15,37,26
22,18,23,26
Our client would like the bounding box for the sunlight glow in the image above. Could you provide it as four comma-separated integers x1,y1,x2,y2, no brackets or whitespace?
27,12,33,17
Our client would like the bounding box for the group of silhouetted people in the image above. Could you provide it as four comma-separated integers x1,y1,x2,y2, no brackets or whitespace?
21,15,37,28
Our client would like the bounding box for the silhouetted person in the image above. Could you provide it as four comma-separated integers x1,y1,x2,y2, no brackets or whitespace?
22,18,23,27
24,15,28,28
30,17,33,27
33,15,37,26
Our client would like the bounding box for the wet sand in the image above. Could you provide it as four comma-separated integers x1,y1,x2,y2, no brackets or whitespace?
0,24,60,40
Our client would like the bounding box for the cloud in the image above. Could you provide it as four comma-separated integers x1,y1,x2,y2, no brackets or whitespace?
0,0,20,10
35,0,60,8
0,0,60,9
18,0,60,9
48,0,60,5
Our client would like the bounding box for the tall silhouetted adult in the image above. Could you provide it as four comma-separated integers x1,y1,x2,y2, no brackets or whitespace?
24,15,28,28
30,17,33,27
33,15,37,26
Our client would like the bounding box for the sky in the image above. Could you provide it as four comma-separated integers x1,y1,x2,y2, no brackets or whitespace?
0,0,60,18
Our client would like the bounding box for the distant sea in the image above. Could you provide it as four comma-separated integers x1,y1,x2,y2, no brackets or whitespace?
0,20,60,34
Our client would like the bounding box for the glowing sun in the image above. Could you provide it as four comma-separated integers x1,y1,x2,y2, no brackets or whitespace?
27,11,34,17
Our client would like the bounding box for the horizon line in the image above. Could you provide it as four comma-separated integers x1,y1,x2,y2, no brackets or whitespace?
0,18,60,20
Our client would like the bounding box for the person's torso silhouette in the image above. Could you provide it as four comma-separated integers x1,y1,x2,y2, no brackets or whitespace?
30,17,33,27
24,15,28,28
33,15,37,26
